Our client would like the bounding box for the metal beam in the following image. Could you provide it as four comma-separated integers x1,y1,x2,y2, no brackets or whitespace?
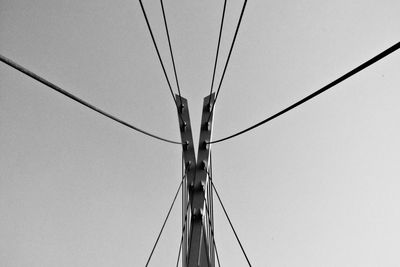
176,96,196,267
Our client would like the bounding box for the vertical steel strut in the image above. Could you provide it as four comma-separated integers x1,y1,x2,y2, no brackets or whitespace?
177,94,215,267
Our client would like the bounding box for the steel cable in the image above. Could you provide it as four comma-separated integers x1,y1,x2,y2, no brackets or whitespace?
0,54,182,145
208,170,252,266
200,224,213,267
208,0,227,106
207,0,248,122
176,202,189,267
138,0,184,124
209,41,400,144
160,0,183,105
144,170,187,266
175,237,183,267
204,197,222,267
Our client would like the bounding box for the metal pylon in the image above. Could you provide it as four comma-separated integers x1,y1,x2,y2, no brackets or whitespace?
177,94,215,267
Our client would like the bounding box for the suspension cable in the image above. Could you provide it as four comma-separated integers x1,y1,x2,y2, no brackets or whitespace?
177,198,190,267
207,0,248,122
200,224,213,267
138,0,184,124
160,0,183,105
175,236,183,267
176,203,189,267
144,171,187,267
213,232,222,267
204,196,222,267
209,41,400,144
207,152,221,267
208,170,252,266
208,0,227,105
0,54,182,145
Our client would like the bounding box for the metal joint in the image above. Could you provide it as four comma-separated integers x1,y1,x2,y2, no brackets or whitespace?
192,208,203,220
208,102,213,112
201,180,206,191
201,160,208,171
179,102,185,113
181,121,187,131
189,181,195,190
202,121,211,131
201,140,209,150
192,181,205,192
185,160,192,170
183,140,190,151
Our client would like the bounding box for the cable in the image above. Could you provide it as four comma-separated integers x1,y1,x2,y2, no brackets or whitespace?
201,225,212,267
175,236,183,267
204,197,221,267
139,0,175,103
207,0,248,122
0,54,182,145
208,0,227,105
177,199,190,267
145,173,186,267
213,233,222,267
209,172,252,266
138,0,184,124
207,152,221,267
209,41,400,144
160,0,183,105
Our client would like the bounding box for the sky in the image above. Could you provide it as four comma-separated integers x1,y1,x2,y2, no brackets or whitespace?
1,0,400,266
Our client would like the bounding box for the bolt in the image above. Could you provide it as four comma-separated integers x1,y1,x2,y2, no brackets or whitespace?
202,140,209,150
183,140,190,150
201,160,207,170
185,160,192,170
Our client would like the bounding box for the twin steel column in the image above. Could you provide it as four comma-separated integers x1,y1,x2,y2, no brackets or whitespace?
177,94,215,267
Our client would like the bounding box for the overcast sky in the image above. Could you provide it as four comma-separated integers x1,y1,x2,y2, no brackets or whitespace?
1,0,400,266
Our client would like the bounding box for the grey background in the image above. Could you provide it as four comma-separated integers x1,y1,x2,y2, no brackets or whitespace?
1,0,400,266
